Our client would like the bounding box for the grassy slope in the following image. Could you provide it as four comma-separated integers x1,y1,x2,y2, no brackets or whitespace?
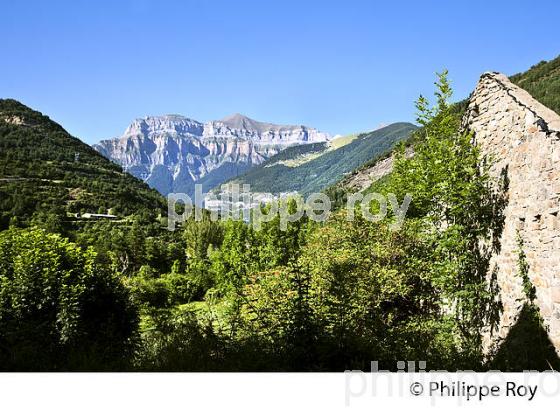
0,99,165,227
226,122,417,195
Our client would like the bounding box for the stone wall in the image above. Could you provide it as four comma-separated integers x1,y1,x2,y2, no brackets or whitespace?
463,72,560,356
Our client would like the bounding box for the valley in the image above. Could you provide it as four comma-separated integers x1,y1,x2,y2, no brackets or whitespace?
1,55,560,372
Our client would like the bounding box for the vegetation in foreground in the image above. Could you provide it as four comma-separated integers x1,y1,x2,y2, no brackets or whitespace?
0,71,558,371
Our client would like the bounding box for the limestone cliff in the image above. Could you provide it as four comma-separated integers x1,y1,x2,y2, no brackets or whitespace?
94,113,331,195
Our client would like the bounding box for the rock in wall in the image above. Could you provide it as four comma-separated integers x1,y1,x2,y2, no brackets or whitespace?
463,72,560,356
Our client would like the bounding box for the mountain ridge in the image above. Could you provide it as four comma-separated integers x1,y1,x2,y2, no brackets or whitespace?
0,99,165,229
222,121,417,195
94,113,332,195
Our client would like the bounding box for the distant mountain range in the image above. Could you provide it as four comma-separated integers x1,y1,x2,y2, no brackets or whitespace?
94,113,332,196
3,54,557,229
0,99,415,228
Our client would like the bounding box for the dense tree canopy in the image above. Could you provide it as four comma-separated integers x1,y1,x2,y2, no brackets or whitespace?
0,228,137,370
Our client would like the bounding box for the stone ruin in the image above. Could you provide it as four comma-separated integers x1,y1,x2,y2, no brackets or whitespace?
463,72,560,357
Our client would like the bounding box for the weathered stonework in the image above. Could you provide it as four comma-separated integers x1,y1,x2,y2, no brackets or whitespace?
463,72,560,356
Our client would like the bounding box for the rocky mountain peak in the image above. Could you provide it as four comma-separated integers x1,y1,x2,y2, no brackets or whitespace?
124,115,204,139
94,113,331,196
204,114,332,145
217,113,265,131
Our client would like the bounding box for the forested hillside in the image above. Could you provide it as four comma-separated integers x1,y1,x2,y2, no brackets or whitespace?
0,99,165,229
510,55,560,115
226,122,416,194
326,55,560,201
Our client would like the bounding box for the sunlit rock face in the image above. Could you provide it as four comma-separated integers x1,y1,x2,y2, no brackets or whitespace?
463,72,560,357
94,113,331,195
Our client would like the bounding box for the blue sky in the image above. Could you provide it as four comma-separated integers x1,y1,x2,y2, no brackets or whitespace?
1,0,559,143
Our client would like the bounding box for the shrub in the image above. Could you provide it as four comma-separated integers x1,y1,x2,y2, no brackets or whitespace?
0,228,138,370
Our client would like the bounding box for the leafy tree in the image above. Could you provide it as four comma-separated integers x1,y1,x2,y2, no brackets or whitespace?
381,70,504,365
0,228,138,370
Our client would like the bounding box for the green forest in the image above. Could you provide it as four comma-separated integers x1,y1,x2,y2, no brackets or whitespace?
1,65,559,371
510,55,560,115
0,99,165,230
